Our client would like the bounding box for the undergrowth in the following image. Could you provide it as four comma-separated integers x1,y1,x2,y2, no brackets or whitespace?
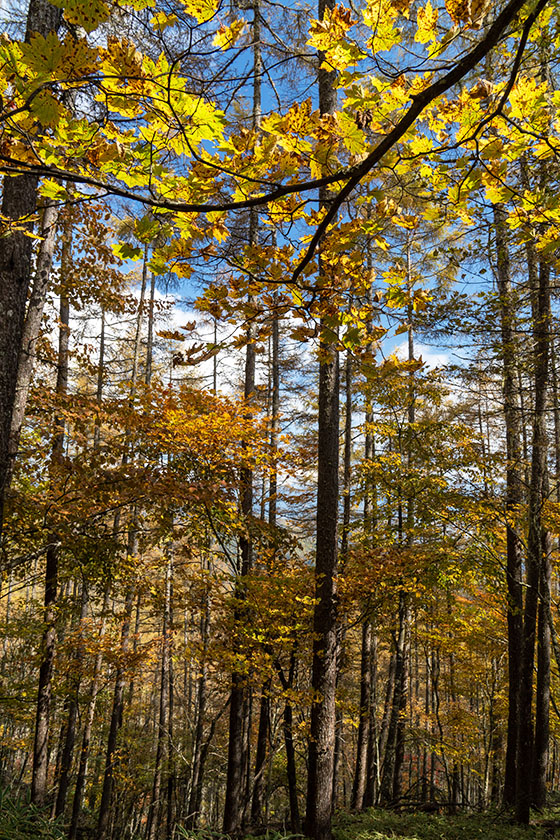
0,799,556,840
0,789,65,840
333,809,551,840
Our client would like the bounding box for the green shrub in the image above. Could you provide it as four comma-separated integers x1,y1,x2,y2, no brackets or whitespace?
0,790,66,840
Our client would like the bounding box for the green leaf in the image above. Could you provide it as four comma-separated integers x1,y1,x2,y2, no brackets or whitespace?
112,242,144,260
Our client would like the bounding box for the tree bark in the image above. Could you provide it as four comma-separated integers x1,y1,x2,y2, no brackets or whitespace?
147,544,173,840
31,283,69,806
276,651,301,833
8,202,59,482
305,0,338,831
54,583,88,818
351,619,372,810
0,0,61,535
515,245,550,823
493,203,524,808
97,535,136,840
186,583,210,830
380,592,410,804
68,582,111,840
532,518,552,808
223,5,261,830
250,680,271,827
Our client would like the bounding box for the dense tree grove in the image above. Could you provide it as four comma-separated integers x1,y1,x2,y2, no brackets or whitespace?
2,0,560,837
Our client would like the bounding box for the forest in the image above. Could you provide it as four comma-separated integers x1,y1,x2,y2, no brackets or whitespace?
1,0,560,838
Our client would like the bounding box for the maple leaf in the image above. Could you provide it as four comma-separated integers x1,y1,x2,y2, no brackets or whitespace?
178,0,219,24
213,19,246,49
416,0,438,44
20,31,65,78
150,10,179,30
445,0,490,29
50,0,110,33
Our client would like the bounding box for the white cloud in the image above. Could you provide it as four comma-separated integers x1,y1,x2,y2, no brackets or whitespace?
393,341,449,369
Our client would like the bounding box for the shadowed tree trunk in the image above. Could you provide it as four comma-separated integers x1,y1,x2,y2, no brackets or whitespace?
31,280,69,806
186,575,210,830
54,582,89,818
304,0,338,830
223,4,261,832
8,202,59,483
351,618,372,810
250,680,271,827
0,0,61,538
97,577,135,840
68,582,111,840
493,203,524,808
275,651,301,833
533,508,552,808
147,541,173,840
515,240,550,823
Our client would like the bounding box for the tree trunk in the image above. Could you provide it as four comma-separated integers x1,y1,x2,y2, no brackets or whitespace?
515,245,550,823
223,4,261,829
493,203,524,808
269,299,280,527
223,352,254,834
68,582,111,840
276,651,301,833
363,628,378,808
305,0,338,831
0,0,61,535
380,592,410,804
186,575,210,830
351,619,372,811
8,202,59,482
147,544,173,840
533,521,552,808
31,284,69,806
97,576,135,839
54,583,89,818
250,681,271,827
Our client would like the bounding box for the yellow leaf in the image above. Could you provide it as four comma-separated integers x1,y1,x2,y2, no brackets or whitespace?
213,19,246,49
179,0,218,24
416,0,438,44
150,11,178,30
445,0,489,29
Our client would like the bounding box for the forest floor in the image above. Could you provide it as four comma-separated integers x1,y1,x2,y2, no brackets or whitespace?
333,808,555,840
0,799,558,840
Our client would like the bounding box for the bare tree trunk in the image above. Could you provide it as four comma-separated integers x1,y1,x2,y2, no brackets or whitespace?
147,544,173,840
145,270,157,386
54,583,88,818
97,578,135,840
276,651,301,833
93,310,105,451
380,592,410,804
186,570,210,829
250,680,271,827
31,282,69,806
0,0,61,537
8,203,59,482
351,619,372,810
68,582,111,840
305,0,338,832
515,244,550,823
533,520,552,808
305,317,339,840
223,356,255,834
363,628,378,808
493,203,524,807
359,310,377,810
269,299,280,527
332,351,352,812
223,5,261,830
